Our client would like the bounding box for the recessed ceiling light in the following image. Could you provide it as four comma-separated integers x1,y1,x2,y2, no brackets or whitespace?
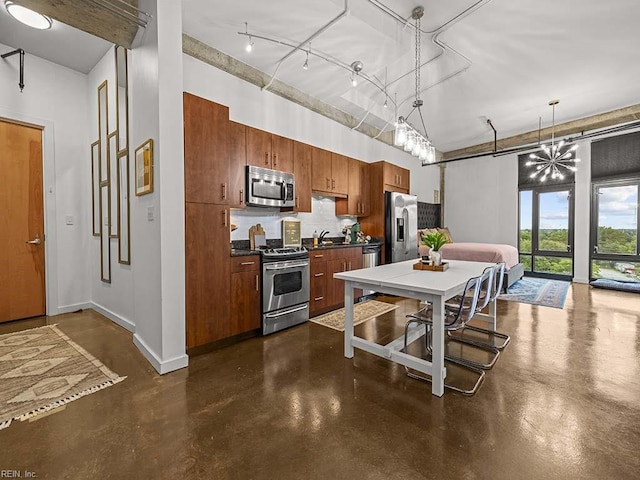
5,1,52,30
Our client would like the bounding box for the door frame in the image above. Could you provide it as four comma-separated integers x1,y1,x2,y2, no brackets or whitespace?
519,184,575,281
1,110,59,317
589,175,640,281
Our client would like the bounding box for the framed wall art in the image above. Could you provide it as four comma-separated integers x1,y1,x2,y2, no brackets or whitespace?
135,138,153,196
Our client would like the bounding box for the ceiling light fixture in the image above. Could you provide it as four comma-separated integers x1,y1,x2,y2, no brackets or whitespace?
350,60,362,88
303,48,309,70
4,1,52,30
244,22,253,53
393,6,435,165
526,100,580,182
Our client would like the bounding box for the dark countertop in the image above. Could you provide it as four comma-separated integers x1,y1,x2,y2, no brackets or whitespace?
230,249,261,257
230,241,381,257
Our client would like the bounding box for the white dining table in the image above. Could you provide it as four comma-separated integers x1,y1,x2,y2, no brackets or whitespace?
334,259,498,397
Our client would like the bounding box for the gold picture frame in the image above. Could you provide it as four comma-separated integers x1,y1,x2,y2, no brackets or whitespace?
135,138,153,196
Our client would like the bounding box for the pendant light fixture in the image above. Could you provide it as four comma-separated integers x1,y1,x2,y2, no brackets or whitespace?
393,6,435,164
526,100,580,182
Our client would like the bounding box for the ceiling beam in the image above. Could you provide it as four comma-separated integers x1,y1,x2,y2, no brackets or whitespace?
443,103,640,160
182,34,395,147
13,0,139,48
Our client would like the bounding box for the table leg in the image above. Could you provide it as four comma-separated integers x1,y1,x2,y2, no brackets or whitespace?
344,281,354,358
431,297,445,397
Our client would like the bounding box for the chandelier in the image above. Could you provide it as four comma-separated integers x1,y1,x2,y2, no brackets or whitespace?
526,100,580,181
393,6,436,165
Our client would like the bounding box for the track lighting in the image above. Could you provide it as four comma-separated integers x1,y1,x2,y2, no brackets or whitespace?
244,22,253,53
303,49,309,70
350,60,363,88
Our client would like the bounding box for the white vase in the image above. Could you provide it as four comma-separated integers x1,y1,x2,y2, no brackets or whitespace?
429,250,442,266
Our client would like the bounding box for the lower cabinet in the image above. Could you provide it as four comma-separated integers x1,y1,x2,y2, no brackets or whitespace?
230,256,261,335
310,247,362,317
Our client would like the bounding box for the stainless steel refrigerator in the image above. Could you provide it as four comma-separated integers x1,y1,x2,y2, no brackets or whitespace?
385,191,418,263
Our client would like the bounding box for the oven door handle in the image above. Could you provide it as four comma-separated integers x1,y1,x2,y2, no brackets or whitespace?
264,304,309,318
264,261,309,270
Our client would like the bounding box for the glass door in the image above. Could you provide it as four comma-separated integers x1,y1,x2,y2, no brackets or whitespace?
519,186,574,279
591,180,640,283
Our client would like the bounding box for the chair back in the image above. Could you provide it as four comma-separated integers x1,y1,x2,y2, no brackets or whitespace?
489,262,506,302
446,270,488,330
475,266,495,312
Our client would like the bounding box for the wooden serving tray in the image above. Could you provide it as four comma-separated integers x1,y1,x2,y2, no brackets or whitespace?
413,261,449,272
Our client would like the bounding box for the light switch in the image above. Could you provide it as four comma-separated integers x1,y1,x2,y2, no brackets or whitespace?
147,205,155,221
65,215,74,225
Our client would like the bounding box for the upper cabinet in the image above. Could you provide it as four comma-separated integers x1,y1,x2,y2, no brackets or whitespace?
311,147,348,197
183,92,230,205
382,162,410,193
293,141,312,213
246,126,293,174
228,121,247,209
336,158,370,217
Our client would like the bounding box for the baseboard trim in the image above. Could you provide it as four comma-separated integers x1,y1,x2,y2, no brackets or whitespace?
57,302,93,315
90,302,136,333
133,333,189,375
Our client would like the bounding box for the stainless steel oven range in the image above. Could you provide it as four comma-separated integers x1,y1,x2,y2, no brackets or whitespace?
261,246,310,335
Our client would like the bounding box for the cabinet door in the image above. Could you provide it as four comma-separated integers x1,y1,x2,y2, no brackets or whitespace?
336,157,360,216
311,147,333,193
230,270,261,335
272,134,293,174
359,161,370,216
310,261,327,315
383,162,398,188
185,203,231,348
331,153,349,195
293,141,312,213
246,126,272,169
326,258,347,309
397,166,410,191
183,93,230,205
229,121,247,209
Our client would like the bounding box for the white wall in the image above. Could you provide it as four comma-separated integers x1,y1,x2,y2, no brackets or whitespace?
182,55,441,203
87,47,135,330
130,0,187,374
0,41,91,314
443,137,601,284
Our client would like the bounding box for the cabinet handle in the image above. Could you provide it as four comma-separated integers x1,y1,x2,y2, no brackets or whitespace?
314,272,324,277
314,296,324,301
256,274,259,291
240,189,244,204
314,254,324,258
241,261,255,266
221,183,226,200
273,153,277,167
332,179,335,190
223,209,227,227
326,178,330,188
265,152,270,165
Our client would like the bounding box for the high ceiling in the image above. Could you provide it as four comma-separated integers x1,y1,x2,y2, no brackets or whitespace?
182,0,640,152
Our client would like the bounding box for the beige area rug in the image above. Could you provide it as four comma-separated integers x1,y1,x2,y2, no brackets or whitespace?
0,324,125,430
310,300,399,332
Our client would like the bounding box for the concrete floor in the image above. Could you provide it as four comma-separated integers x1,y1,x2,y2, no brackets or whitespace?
2,283,640,479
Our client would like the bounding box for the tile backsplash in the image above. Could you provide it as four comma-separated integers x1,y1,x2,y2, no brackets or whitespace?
230,195,357,241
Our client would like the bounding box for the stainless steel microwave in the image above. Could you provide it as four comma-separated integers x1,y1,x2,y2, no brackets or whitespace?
246,165,295,208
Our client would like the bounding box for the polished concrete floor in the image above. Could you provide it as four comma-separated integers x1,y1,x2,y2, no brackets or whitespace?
2,283,640,479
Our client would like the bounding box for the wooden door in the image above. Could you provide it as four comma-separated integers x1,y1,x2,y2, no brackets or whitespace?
228,121,247,208
230,270,261,335
310,260,327,316
293,141,312,213
272,134,293,173
0,120,45,323
331,153,349,195
336,157,358,216
185,202,231,348
359,161,370,216
397,166,410,191
246,126,272,169
311,147,332,193
183,93,230,205
326,257,347,309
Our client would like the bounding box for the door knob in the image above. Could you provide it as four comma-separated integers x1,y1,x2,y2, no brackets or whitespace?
26,234,41,245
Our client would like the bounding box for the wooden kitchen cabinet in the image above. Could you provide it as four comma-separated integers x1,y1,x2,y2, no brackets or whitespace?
382,162,410,193
336,158,370,217
310,247,362,317
185,202,231,348
310,259,327,315
293,141,312,213
311,148,349,197
246,126,294,173
331,153,349,196
229,121,247,208
230,256,261,335
183,92,230,205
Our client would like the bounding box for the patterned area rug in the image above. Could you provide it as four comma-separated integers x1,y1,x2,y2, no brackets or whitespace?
500,277,570,309
0,324,125,430
310,300,398,331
